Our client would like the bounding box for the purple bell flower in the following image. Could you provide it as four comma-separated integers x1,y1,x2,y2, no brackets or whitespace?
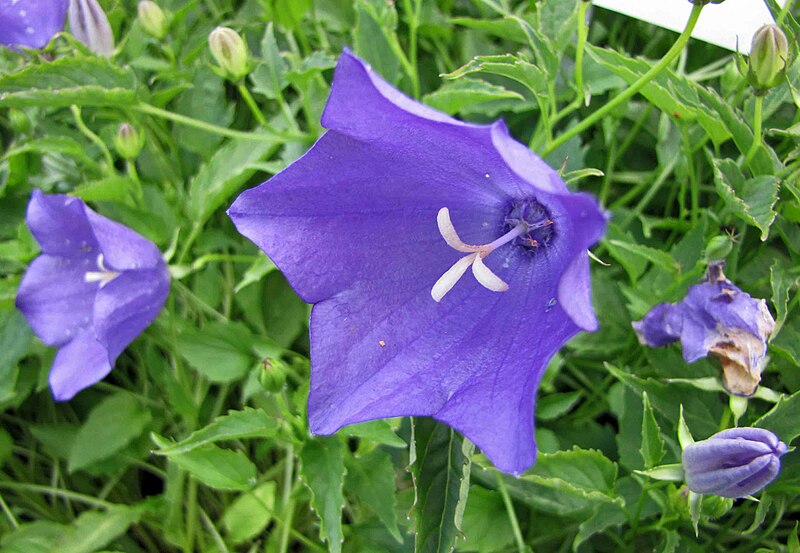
633,262,775,396
67,0,114,56
0,0,69,50
16,191,170,401
682,427,787,498
228,50,606,474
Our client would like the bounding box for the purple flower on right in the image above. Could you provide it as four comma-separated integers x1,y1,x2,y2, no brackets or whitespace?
633,262,775,396
683,427,787,498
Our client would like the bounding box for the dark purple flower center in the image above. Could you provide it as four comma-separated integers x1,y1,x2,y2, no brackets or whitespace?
504,199,555,253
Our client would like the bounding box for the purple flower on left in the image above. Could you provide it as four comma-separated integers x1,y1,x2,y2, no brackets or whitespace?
15,191,170,400
0,0,69,50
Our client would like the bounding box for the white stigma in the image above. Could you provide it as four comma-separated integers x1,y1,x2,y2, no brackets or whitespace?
84,254,121,288
431,207,528,302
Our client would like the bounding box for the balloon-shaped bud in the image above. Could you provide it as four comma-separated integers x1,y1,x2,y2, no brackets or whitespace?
682,427,787,498
113,124,145,160
208,26,249,81
259,359,287,393
137,1,168,40
67,0,114,56
705,235,733,261
748,24,789,93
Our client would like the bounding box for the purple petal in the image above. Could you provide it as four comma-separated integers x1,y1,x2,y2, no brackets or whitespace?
15,255,96,347
84,209,164,271
26,190,98,258
0,0,68,49
49,331,111,401
93,267,170,360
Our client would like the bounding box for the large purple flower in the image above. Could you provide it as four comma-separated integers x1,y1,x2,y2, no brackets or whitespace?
16,191,170,400
633,262,775,397
228,51,606,474
0,0,68,49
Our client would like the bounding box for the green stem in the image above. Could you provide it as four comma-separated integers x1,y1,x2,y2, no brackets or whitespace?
543,3,704,157
495,472,526,553
278,444,296,553
0,492,18,528
743,94,764,169
126,160,143,204
185,477,198,553
403,0,422,99
574,0,590,106
133,103,287,142
70,105,115,172
236,82,269,128
0,482,114,510
777,0,795,25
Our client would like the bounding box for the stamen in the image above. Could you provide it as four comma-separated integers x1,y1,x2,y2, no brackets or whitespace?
432,207,527,302
84,253,121,287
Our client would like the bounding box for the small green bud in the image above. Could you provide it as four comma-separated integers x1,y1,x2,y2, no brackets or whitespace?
705,235,733,261
259,359,287,393
8,109,31,135
137,1,168,40
748,24,789,93
113,123,145,160
209,26,250,81
700,494,734,519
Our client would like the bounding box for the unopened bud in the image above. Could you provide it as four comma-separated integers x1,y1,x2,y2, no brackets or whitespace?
137,1,168,40
209,26,249,81
748,24,789,93
682,427,787,498
113,124,145,160
705,235,733,261
258,359,287,393
67,0,114,57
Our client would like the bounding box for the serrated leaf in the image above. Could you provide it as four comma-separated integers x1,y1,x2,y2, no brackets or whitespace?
222,482,276,544
444,54,547,99
152,434,256,491
53,506,141,553
250,23,287,99
411,418,473,553
0,58,138,108
423,78,523,114
301,437,345,553
770,261,794,339
755,390,800,443
188,137,280,225
177,321,256,383
68,393,151,472
640,392,665,469
459,486,514,552
156,407,279,455
712,158,778,241
346,449,401,542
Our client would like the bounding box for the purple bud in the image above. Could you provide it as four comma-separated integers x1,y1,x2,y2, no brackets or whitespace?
67,0,114,56
682,427,787,498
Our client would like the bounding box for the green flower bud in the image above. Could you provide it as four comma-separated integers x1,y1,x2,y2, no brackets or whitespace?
209,26,250,82
748,24,789,93
705,235,733,261
259,359,287,393
137,1,168,40
701,495,734,519
113,123,145,160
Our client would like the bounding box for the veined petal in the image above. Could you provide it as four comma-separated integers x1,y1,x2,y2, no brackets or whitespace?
472,255,508,293
431,253,477,302
84,208,164,271
557,251,598,331
0,0,68,50
67,0,114,56
49,330,112,401
26,190,98,258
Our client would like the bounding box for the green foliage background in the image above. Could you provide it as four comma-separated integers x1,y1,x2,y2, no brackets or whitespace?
0,0,799,552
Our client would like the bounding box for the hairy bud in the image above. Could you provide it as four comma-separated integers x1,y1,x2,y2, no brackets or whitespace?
137,1,168,40
748,24,789,93
113,124,145,161
208,26,249,81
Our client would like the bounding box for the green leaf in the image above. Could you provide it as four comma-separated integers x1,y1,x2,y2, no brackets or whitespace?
0,521,63,553
173,65,233,155
755,390,800,443
152,434,256,491
300,437,345,553
0,58,138,108
640,392,665,469
444,54,548,99
459,486,514,552
354,0,401,84
346,449,402,542
68,393,151,472
537,391,582,421
770,261,794,339
0,310,33,404
53,506,142,553
411,418,473,553
635,464,685,481
72,176,133,203
423,78,523,114
222,482,277,544
188,137,281,225
712,158,778,241
156,407,279,455
250,23,288,100
606,239,681,275
340,420,406,448
177,321,256,383
788,522,800,553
